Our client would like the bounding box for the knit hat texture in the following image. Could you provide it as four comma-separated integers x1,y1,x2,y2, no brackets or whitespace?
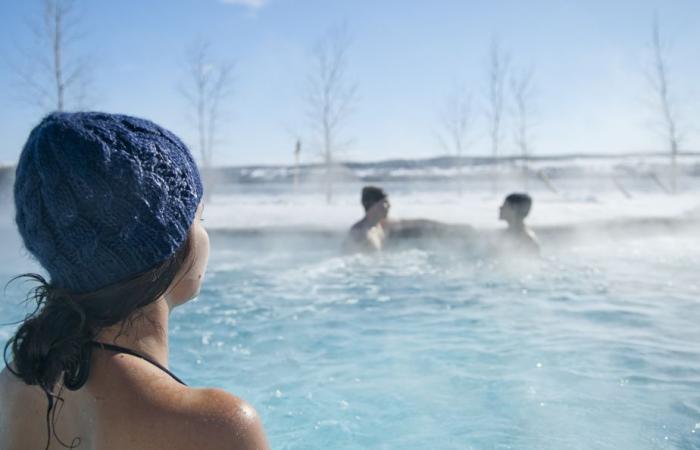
14,112,203,293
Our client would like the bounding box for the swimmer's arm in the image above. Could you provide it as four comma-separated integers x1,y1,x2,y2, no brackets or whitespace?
387,219,474,237
344,220,370,250
344,224,379,253
388,219,442,231
529,232,541,253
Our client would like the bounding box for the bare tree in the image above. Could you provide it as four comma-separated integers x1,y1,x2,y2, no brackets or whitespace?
510,67,536,190
10,0,92,111
306,24,358,204
645,14,683,194
181,39,235,200
485,38,510,194
437,86,473,196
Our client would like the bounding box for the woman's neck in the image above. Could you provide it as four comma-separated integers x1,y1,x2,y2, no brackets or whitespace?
94,297,171,367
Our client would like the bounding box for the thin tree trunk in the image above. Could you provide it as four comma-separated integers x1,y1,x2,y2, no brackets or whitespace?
53,3,64,111
650,15,681,195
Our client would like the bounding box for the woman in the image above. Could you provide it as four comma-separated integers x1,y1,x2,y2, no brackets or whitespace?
0,112,268,450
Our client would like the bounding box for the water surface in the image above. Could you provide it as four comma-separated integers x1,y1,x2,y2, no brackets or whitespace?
2,229,700,449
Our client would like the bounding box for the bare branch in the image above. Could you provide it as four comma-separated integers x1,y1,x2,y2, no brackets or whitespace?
437,84,473,195
8,0,93,112
180,38,235,189
484,37,510,193
510,66,537,190
305,23,358,203
645,13,683,193
438,85,473,157
510,66,535,158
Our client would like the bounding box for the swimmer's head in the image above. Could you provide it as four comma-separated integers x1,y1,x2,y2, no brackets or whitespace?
9,112,209,394
361,186,388,212
500,192,532,223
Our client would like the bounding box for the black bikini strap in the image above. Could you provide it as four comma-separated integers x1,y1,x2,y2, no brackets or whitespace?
91,341,187,386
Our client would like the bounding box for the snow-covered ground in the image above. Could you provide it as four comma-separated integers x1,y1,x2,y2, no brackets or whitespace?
2,155,699,233
208,153,700,183
203,183,700,232
196,154,700,232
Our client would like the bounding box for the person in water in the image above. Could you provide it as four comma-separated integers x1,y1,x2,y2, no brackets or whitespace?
344,186,471,252
498,192,540,254
0,113,268,450
345,186,391,252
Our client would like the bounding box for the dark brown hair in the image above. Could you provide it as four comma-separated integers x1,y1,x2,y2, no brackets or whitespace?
361,186,387,211
505,192,533,218
3,231,195,450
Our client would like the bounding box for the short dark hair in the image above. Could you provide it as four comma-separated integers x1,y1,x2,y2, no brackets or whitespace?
361,186,387,211
504,192,532,218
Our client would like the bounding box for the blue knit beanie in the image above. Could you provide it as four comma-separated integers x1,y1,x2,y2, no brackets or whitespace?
14,112,203,293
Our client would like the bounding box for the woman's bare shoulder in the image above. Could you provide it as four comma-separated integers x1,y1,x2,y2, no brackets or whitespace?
0,367,56,450
146,387,269,450
0,365,45,413
90,355,268,450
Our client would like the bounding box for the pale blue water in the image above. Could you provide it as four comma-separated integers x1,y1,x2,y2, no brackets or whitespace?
2,228,700,449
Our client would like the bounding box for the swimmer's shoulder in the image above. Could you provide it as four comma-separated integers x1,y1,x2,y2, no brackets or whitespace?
349,218,368,234
90,351,268,450
170,388,269,450
525,228,541,251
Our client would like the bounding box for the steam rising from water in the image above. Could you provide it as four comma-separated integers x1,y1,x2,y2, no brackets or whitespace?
161,230,700,449
1,176,699,448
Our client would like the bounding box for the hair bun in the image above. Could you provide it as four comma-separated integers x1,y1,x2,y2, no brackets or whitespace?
6,276,93,392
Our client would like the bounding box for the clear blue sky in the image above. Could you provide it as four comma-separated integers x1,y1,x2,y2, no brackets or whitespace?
1,0,699,166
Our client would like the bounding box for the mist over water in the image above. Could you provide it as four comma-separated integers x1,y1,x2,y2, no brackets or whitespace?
182,232,700,449
1,171,700,449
